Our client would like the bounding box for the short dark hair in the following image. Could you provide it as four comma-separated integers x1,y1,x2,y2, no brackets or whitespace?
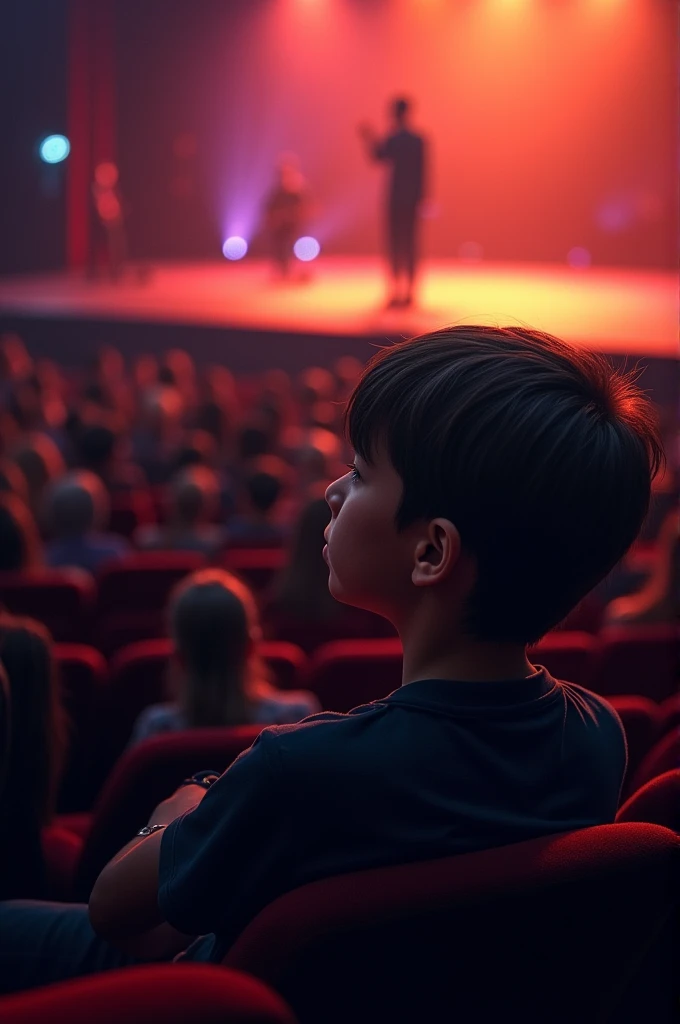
393,96,409,120
346,326,663,644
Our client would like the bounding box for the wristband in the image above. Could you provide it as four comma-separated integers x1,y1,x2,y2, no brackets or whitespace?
179,770,220,790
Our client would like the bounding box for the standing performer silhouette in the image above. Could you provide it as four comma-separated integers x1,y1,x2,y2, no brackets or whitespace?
359,97,427,308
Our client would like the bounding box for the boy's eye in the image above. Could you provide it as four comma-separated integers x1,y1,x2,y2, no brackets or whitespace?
346,462,361,481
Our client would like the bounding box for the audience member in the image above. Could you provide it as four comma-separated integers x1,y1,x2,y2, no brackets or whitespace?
0,458,29,502
0,615,68,900
263,494,392,648
44,471,131,574
0,493,42,571
9,433,65,526
0,326,666,993
136,466,225,556
130,569,319,744
227,456,289,547
75,424,146,492
604,508,679,625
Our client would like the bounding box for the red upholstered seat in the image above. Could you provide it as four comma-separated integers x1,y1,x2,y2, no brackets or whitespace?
73,726,263,899
606,695,664,798
594,625,679,702
659,693,680,736
617,770,680,833
628,729,680,795
225,823,680,1024
0,569,95,643
306,638,403,712
54,644,108,812
220,548,287,594
529,630,598,687
0,965,297,1024
96,552,204,620
41,825,84,902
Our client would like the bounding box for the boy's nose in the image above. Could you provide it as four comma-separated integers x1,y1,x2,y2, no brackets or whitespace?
325,476,344,514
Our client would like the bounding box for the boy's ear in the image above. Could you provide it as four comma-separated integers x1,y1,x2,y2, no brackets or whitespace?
411,518,462,588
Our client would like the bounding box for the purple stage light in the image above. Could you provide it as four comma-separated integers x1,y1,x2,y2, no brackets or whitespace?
294,236,321,262
567,246,592,269
222,236,248,260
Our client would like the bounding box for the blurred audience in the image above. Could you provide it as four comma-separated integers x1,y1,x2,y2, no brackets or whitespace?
136,465,225,556
130,569,319,744
0,614,68,899
9,433,65,527
0,492,42,572
45,471,131,574
227,455,290,547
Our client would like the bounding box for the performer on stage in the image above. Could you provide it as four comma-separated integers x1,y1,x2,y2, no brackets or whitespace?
359,97,427,308
264,153,311,280
91,161,128,281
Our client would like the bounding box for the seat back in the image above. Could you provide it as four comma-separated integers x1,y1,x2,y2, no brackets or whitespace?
55,644,108,812
96,552,204,620
594,625,679,702
0,964,298,1024
606,695,664,798
628,729,680,795
529,630,598,687
617,770,680,833
221,548,287,595
0,570,95,643
74,726,263,899
306,638,403,712
225,823,680,1024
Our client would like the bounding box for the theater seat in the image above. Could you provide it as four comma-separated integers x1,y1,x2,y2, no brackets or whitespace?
606,695,664,798
594,625,679,702
96,552,204,620
529,631,598,687
73,726,263,899
306,639,403,712
41,825,84,902
627,729,680,796
109,489,157,540
659,693,680,736
220,548,287,594
0,569,95,643
55,644,108,812
0,965,298,1024
99,638,307,778
616,770,680,833
225,823,680,1024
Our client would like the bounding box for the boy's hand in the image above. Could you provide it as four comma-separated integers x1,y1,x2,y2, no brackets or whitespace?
149,783,207,827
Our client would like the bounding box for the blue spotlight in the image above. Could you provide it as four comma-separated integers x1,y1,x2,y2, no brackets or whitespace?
222,236,248,260
39,135,70,164
293,236,321,262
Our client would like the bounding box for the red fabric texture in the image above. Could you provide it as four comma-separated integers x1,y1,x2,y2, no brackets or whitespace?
225,822,680,1024
0,965,297,1024
606,695,664,798
617,770,680,833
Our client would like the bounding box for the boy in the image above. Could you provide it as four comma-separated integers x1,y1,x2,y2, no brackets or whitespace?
0,326,663,990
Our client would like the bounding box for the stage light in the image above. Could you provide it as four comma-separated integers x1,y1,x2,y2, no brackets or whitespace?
567,246,592,269
39,135,70,164
222,236,248,260
294,236,320,262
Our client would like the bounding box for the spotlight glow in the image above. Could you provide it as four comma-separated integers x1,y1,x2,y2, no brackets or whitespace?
39,135,70,164
294,236,320,262
567,246,592,269
222,236,248,260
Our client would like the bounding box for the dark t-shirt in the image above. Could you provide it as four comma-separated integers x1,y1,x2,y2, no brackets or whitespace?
158,669,626,962
375,129,426,208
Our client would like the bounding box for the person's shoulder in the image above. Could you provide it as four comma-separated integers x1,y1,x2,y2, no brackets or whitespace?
255,702,387,766
555,679,627,742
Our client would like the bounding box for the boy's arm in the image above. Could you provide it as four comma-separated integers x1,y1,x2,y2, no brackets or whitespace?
88,784,207,953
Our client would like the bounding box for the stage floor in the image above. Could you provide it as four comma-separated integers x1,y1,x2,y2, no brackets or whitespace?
0,257,677,359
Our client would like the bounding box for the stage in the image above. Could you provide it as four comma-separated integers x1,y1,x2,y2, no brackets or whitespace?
0,258,677,390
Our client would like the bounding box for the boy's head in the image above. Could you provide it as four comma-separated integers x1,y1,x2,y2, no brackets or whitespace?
325,326,663,645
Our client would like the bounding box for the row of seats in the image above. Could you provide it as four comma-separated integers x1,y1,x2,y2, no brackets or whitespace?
25,818,680,1023
54,629,679,812
0,551,286,650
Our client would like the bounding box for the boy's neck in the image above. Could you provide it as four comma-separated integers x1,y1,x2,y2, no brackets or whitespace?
399,622,534,685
